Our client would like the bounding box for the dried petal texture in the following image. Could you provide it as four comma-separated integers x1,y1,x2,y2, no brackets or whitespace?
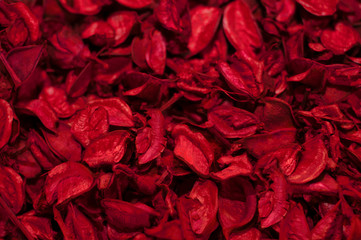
115,0,152,9
70,106,109,147
188,180,218,237
45,162,93,205
311,203,342,240
290,174,339,196
321,23,360,55
81,20,114,46
260,170,289,228
102,199,158,231
254,97,295,131
42,124,82,162
48,26,90,69
20,215,56,240
146,30,166,75
10,2,40,42
208,105,260,138
88,98,134,127
155,0,182,32
0,167,24,213
0,99,13,149
223,0,262,53
107,11,137,46
211,154,253,180
217,61,260,98
187,6,221,55
229,228,261,240
137,109,166,165
172,124,214,177
295,0,339,16
39,86,80,118
287,137,327,184
20,99,58,130
243,128,297,158
279,202,311,240
145,220,184,240
58,0,106,15
219,178,256,239
348,216,361,240
6,45,43,83
64,203,98,240
83,130,130,167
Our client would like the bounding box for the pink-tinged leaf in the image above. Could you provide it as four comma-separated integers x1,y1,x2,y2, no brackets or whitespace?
115,0,152,9
243,128,297,158
219,178,257,240
211,153,253,180
88,97,134,127
172,124,214,177
145,220,184,240
295,0,339,16
70,106,109,147
42,124,82,162
279,202,311,240
254,97,296,131
145,30,166,75
187,6,221,55
6,45,43,83
217,61,260,98
19,215,56,240
83,130,130,167
18,99,58,130
45,162,93,205
260,170,289,228
155,0,182,32
107,11,138,46
65,203,98,240
287,136,327,184
0,167,24,213
0,99,13,149
223,0,262,53
321,22,360,55
208,105,260,139
311,202,342,240
102,199,158,231
137,109,166,165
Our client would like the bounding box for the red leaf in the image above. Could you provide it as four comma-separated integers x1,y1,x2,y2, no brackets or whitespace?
0,167,24,213
145,30,166,75
83,130,130,167
88,97,134,127
0,99,14,149
223,0,262,54
187,6,221,55
321,22,360,55
45,162,93,205
155,0,182,32
172,124,214,177
115,0,152,9
6,45,43,83
287,136,327,184
208,105,260,138
295,0,339,16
